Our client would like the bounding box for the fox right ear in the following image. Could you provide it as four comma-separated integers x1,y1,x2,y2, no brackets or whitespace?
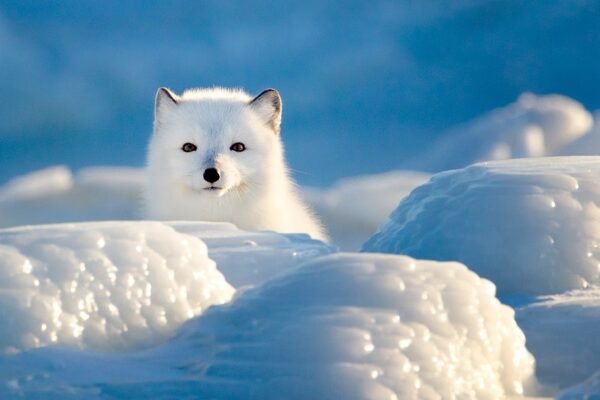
155,87,179,114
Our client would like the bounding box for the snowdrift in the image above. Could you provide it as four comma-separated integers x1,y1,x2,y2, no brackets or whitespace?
0,221,234,352
0,253,537,400
304,170,430,250
364,156,600,296
410,94,593,172
364,156,600,395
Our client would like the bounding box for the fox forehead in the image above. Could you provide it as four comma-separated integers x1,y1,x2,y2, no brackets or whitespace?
154,86,280,147
160,101,256,140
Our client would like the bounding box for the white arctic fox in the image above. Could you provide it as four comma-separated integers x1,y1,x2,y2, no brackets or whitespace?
145,87,327,242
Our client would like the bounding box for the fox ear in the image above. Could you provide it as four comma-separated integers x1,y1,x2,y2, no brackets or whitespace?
155,87,179,115
249,88,282,134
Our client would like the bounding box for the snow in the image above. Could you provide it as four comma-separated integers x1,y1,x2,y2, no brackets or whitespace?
561,111,600,157
409,94,594,172
0,253,537,399
512,289,600,389
0,221,233,353
168,221,336,288
364,156,600,295
304,170,430,250
0,166,144,227
557,370,600,400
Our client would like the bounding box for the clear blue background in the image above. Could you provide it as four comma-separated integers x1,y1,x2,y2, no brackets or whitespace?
1,0,599,186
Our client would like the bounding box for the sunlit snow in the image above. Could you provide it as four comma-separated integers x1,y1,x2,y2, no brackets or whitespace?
0,253,537,400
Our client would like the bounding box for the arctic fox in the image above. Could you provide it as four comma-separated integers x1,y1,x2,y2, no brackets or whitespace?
144,87,327,242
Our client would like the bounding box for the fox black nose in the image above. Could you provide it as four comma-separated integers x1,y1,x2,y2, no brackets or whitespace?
203,168,220,183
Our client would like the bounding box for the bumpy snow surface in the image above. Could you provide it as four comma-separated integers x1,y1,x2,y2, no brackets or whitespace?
411,94,593,172
174,253,536,400
0,221,234,352
364,157,600,295
0,253,537,399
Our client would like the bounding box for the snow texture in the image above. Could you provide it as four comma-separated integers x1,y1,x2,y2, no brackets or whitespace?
0,253,537,399
410,94,593,172
364,157,600,295
512,288,600,390
305,171,430,250
0,221,234,353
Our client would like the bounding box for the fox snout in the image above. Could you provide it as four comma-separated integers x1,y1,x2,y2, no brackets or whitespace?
203,168,220,183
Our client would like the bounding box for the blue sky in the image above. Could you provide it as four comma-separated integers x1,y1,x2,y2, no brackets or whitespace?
1,0,600,185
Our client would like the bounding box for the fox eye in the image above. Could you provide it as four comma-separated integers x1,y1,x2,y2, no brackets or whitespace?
230,142,246,152
182,143,197,152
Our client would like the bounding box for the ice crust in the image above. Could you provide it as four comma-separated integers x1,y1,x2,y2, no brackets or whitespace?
411,94,593,172
0,221,234,352
0,253,537,399
364,157,600,295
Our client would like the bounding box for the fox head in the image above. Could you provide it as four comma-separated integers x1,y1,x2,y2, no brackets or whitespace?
149,87,284,198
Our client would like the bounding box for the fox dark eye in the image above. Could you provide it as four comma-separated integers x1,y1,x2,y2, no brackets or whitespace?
230,142,246,152
182,143,197,152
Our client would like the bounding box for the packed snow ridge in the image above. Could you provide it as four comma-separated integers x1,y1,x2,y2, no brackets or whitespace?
0,253,537,400
411,94,593,172
0,221,234,352
365,156,600,295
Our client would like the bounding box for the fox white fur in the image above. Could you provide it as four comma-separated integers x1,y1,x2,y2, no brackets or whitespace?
144,87,327,242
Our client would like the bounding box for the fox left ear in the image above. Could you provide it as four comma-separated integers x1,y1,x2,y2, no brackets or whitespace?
249,89,282,134
155,87,179,115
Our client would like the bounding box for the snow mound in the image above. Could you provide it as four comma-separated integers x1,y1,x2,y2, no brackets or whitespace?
304,171,430,250
0,166,144,228
168,222,336,288
0,254,536,399
410,94,593,172
561,111,600,156
364,157,600,295
0,221,234,353
512,288,600,389
167,253,536,399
